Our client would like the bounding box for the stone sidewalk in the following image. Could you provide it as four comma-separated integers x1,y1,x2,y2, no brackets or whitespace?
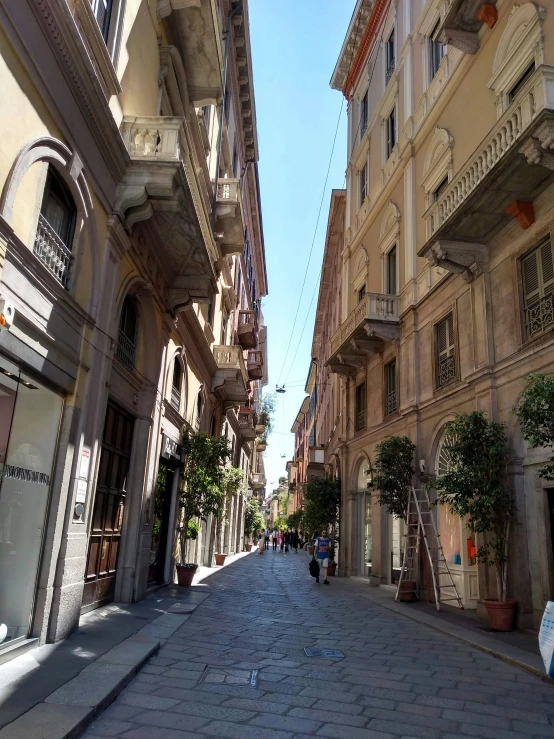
81,549,554,739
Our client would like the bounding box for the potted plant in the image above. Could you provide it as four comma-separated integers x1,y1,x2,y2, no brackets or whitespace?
176,428,230,585
303,475,341,566
256,433,268,451
374,436,416,600
434,412,515,630
214,466,244,566
244,496,264,551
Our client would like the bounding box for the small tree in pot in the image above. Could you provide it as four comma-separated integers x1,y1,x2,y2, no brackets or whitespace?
433,412,515,630
244,496,265,550
214,466,245,565
176,428,230,585
304,475,341,569
374,436,415,599
515,374,554,480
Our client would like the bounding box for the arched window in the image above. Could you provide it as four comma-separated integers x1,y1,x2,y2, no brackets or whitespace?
171,358,182,410
117,296,138,368
34,167,77,288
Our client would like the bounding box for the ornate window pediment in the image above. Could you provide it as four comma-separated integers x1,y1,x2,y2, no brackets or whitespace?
488,3,546,117
422,127,454,208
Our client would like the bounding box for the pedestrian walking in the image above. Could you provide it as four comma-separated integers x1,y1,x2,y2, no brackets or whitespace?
257,533,264,555
264,528,270,550
272,529,278,551
278,530,284,552
292,529,299,553
284,530,290,554
313,529,332,584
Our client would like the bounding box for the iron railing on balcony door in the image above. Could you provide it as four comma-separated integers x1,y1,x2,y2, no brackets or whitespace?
116,329,137,368
33,214,73,288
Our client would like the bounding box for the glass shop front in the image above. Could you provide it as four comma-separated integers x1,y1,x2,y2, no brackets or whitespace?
0,354,63,650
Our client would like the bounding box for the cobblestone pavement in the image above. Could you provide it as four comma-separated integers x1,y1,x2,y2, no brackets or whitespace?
84,549,554,739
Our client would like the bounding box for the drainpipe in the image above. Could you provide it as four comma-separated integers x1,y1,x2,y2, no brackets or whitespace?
211,0,243,232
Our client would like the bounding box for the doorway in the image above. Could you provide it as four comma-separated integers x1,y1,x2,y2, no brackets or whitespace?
82,402,134,611
148,462,174,585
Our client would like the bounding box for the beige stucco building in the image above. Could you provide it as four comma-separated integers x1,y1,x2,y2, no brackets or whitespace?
309,0,554,627
0,0,268,663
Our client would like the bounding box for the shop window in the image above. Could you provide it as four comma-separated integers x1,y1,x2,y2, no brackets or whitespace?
386,245,397,295
34,167,76,288
384,359,397,416
355,382,366,432
91,0,114,42
117,297,138,368
385,28,395,85
359,163,368,206
429,20,444,81
385,108,396,159
521,238,554,341
436,313,456,389
171,358,182,411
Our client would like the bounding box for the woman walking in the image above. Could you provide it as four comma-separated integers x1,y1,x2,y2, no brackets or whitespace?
278,530,283,553
292,529,299,553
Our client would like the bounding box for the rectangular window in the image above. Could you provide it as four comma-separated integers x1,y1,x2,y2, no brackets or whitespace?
509,62,536,103
385,359,397,416
359,163,368,206
429,20,445,80
91,0,113,42
357,285,366,303
232,136,239,178
202,105,211,130
385,29,395,85
432,176,449,202
386,108,396,158
360,91,368,137
386,246,397,295
436,313,456,389
355,383,366,432
521,238,554,340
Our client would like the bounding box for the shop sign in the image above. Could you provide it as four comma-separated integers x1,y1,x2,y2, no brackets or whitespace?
76,479,87,503
79,447,91,479
2,465,50,486
161,434,181,462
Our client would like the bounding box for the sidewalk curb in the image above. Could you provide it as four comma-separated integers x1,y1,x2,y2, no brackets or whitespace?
0,603,203,739
359,587,551,683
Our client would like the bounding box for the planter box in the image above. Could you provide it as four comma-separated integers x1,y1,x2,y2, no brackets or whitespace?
215,553,227,566
176,563,198,587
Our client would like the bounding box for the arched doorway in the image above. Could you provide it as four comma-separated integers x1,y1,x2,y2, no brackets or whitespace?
435,429,479,608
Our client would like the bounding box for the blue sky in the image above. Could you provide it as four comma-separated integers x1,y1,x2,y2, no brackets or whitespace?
249,2,352,495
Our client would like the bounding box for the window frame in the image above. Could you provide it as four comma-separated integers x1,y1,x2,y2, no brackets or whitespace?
384,358,397,417
385,28,395,86
434,312,457,391
520,237,554,342
428,19,445,82
359,163,368,206
360,90,369,138
385,107,396,160
355,382,366,432
385,244,397,295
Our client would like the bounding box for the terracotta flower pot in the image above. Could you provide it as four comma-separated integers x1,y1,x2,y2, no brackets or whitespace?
327,562,337,577
483,599,517,631
397,580,417,602
215,553,227,566
245,544,252,552
176,563,197,587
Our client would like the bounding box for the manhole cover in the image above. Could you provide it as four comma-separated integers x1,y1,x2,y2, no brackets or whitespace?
304,648,344,659
198,667,258,686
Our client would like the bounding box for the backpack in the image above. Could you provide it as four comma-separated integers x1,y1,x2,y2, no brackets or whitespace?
309,559,320,578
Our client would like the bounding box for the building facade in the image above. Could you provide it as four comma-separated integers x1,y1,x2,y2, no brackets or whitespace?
308,0,554,627
0,0,267,661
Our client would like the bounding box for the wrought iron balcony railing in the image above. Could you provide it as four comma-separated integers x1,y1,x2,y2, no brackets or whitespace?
116,329,137,368
437,354,456,389
385,389,397,416
33,214,73,288
524,293,554,341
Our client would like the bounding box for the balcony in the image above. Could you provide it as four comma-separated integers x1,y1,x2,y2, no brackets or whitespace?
117,116,217,310
247,350,263,381
213,179,246,256
157,0,223,104
435,0,493,55
33,214,73,288
420,67,554,280
251,473,266,490
116,329,137,369
237,407,256,440
212,345,249,405
327,292,401,376
237,310,258,349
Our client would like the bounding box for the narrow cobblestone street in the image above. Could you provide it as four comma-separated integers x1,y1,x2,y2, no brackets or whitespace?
84,550,554,739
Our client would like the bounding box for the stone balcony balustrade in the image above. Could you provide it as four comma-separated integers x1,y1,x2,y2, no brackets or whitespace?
251,472,265,490
420,66,554,281
212,345,249,405
237,309,258,349
117,115,217,311
237,407,256,439
327,292,400,376
246,350,263,380
213,178,246,256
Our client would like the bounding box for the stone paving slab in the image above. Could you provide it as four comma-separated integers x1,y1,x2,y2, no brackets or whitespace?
79,551,554,739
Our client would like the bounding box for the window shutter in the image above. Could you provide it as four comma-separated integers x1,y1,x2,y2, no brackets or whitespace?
540,240,554,295
437,314,454,359
522,249,540,307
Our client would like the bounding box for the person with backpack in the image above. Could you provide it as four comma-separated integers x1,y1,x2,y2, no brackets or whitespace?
313,529,332,584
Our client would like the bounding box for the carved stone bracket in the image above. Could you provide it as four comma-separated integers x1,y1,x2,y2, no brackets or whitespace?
439,28,480,54
426,239,488,282
519,138,554,170
506,200,535,230
157,0,201,19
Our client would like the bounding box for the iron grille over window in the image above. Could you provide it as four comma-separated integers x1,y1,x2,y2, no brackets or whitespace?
386,109,396,158
385,29,395,85
436,314,456,389
429,20,444,80
34,168,76,288
522,239,554,340
360,91,368,137
91,0,113,42
117,297,138,368
356,383,366,432
385,360,397,416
